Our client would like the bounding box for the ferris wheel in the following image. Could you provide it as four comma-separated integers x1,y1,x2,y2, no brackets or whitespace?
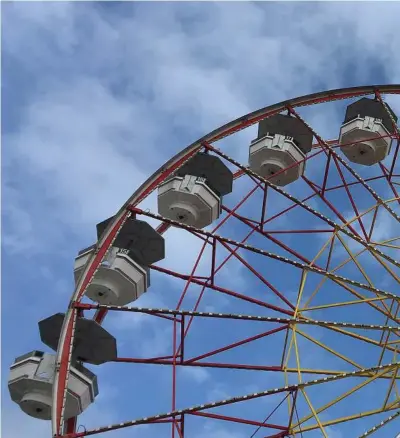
8,84,400,437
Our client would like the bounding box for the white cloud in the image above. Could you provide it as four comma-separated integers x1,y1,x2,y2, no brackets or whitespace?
181,366,211,384
4,1,400,254
2,184,40,254
6,78,150,226
206,383,232,403
107,293,173,358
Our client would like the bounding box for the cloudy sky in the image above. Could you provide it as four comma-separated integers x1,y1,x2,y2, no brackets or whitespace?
2,2,400,438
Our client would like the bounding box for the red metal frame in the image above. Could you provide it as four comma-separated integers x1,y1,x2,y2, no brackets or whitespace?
50,85,400,438
63,361,400,437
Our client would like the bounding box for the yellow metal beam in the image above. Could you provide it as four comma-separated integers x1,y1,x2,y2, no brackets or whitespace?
293,366,392,428
292,402,399,433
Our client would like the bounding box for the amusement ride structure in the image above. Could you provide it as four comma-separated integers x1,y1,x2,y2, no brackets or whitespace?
8,85,400,437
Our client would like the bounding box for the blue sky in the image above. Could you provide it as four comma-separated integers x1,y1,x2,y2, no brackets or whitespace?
2,2,400,438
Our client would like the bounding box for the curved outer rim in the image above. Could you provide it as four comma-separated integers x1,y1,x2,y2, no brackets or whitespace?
52,84,400,436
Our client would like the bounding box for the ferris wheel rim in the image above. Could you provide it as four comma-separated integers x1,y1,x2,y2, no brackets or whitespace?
51,84,400,437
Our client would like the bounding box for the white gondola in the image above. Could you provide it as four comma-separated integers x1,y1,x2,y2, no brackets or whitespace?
339,115,392,166
8,351,98,420
74,245,149,306
249,113,313,186
157,152,233,229
158,175,221,228
249,133,305,186
339,97,397,166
